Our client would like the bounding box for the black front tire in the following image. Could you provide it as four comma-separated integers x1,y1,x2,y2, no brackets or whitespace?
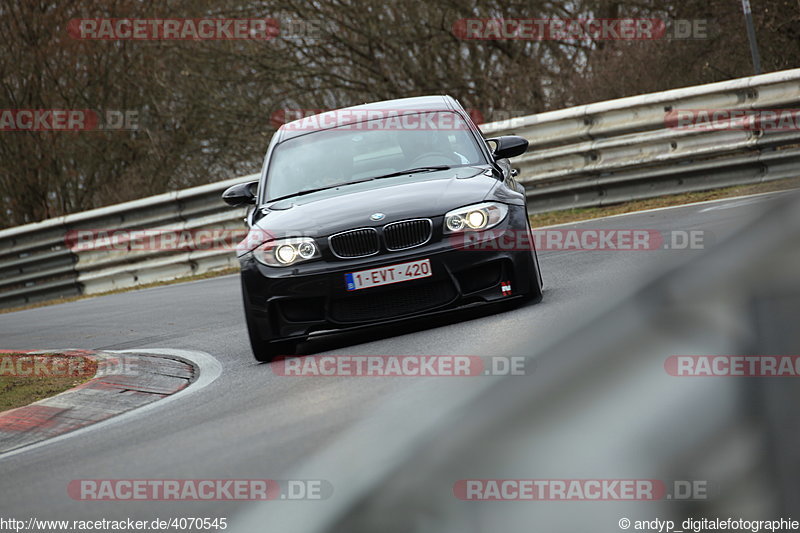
520,280,543,304
241,277,298,363
245,315,298,363
523,219,544,304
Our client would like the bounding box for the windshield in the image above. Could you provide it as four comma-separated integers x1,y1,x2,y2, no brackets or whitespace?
264,111,486,201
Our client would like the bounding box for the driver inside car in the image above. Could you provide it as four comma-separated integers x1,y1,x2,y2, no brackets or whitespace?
396,127,469,167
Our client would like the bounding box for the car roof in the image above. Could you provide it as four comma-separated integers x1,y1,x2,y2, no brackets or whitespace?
276,95,461,142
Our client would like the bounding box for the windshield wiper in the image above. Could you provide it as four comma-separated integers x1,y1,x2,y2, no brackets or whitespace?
266,182,353,203
266,166,452,203
363,165,452,181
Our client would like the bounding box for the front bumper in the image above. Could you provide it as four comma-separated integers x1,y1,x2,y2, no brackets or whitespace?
240,214,540,343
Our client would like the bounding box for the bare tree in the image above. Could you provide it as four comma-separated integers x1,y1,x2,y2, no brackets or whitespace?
1,0,797,228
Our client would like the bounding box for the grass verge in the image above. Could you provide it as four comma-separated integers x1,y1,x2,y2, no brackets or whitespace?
0,353,97,413
529,177,800,227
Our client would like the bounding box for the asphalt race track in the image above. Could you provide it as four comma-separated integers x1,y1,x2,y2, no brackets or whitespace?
0,192,784,524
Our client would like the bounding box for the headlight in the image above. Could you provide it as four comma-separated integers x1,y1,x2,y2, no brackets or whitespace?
444,202,508,233
253,237,320,267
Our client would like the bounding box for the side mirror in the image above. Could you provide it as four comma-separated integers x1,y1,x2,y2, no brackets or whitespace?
486,135,529,160
222,180,258,207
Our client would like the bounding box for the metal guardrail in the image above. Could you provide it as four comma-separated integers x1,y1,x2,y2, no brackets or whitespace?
480,68,800,212
1,69,799,308
0,174,256,308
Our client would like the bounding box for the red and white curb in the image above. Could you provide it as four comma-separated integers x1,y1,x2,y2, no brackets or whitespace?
0,349,195,454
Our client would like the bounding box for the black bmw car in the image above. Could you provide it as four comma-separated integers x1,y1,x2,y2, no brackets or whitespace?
223,95,543,361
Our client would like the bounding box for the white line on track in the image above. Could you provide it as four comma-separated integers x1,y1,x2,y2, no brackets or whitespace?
697,196,769,212
539,189,793,228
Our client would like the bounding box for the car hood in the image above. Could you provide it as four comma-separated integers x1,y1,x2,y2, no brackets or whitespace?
247,166,501,244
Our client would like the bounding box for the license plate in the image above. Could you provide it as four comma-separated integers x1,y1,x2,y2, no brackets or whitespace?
345,259,432,291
